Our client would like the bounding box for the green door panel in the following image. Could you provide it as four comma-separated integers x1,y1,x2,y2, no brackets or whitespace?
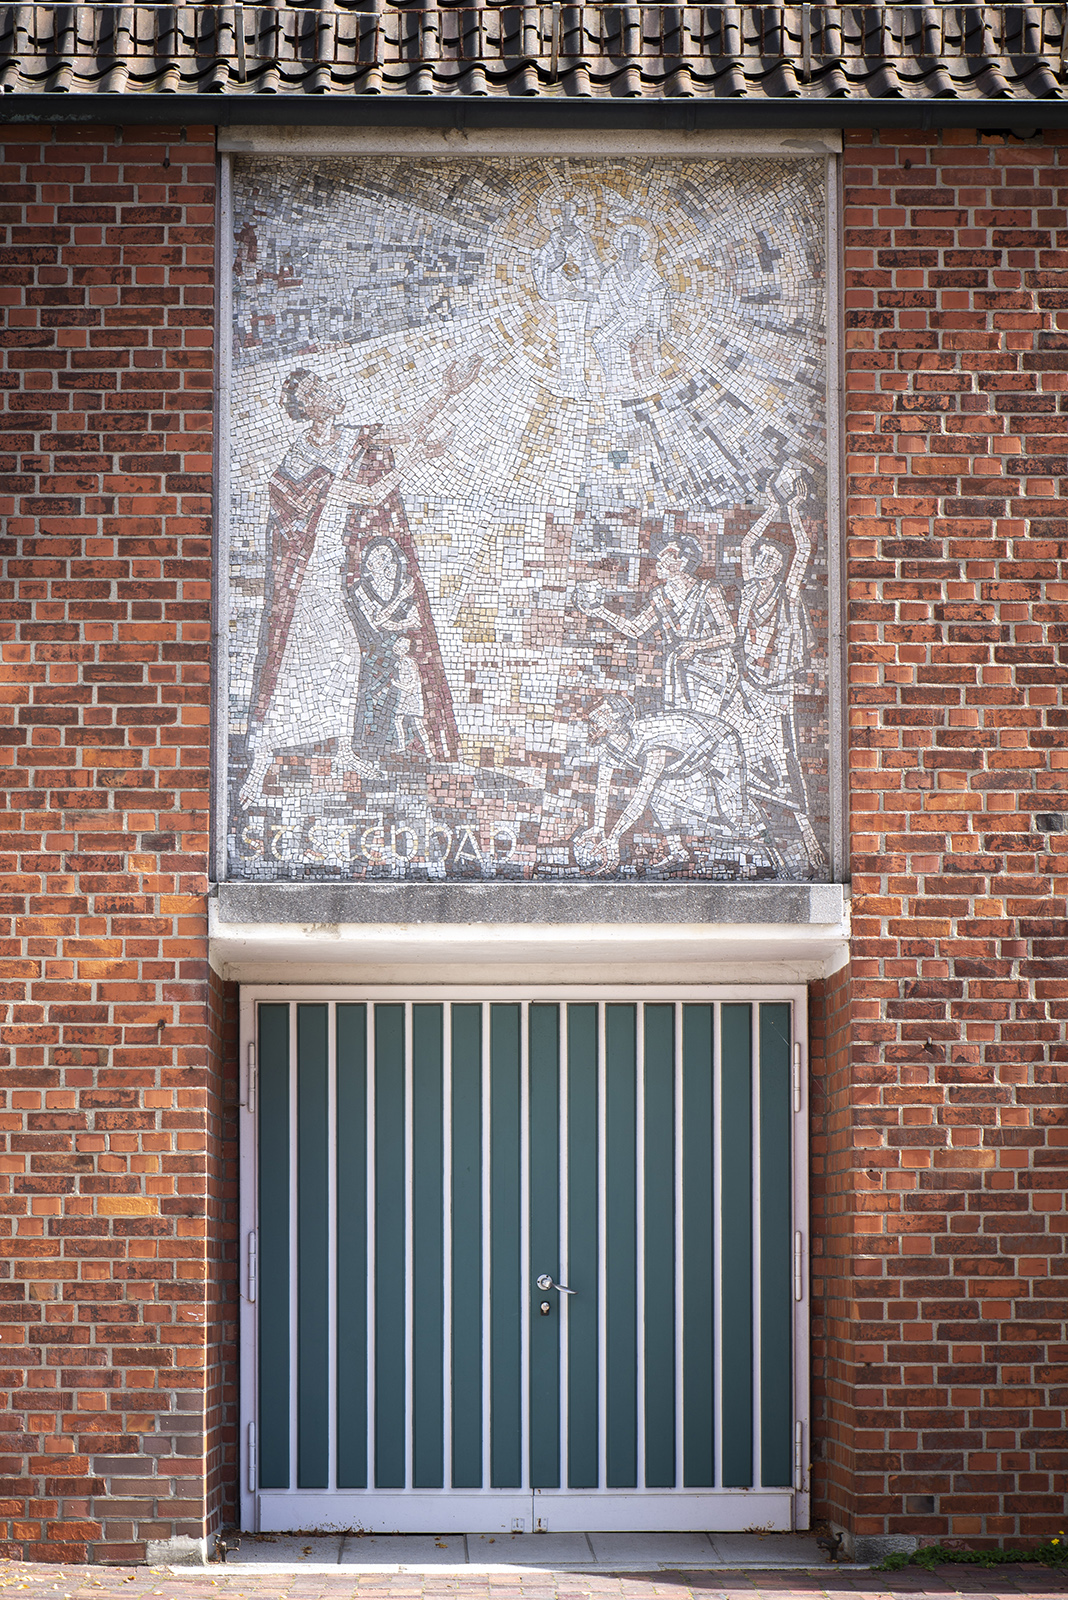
257,1003,290,1489
255,997,797,1511
297,1004,329,1488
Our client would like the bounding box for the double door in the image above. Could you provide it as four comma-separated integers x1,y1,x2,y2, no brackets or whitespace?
239,991,808,1532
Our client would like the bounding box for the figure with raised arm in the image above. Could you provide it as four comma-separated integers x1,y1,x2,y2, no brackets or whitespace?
239,360,478,809
533,190,602,386
576,532,737,719
591,222,670,394
739,473,813,698
729,472,823,868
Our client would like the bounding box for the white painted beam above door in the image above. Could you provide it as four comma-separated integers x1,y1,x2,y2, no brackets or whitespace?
209,883,849,984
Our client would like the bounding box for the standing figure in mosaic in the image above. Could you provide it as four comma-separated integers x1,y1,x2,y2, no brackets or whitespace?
591,222,669,395
390,636,432,756
239,364,472,809
575,695,745,874
576,534,738,720
343,448,460,766
347,537,434,758
532,191,602,386
728,473,823,867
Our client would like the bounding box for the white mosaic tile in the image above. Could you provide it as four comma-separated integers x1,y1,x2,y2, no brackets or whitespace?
225,157,830,882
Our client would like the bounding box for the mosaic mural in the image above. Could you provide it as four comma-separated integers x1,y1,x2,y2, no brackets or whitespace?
226,156,830,881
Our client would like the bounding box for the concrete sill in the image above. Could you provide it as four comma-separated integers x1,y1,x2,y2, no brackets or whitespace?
209,881,850,984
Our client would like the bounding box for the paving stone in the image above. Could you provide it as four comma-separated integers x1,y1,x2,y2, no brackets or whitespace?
467,1534,595,1565
237,1534,344,1564
5,1556,1068,1599
585,1534,718,1564
339,1537,467,1565
707,1534,826,1567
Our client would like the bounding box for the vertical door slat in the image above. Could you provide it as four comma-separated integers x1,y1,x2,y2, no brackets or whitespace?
520,1002,531,1497
404,1004,414,1492
480,1004,492,1492
719,1003,753,1487
712,1002,724,1489
288,1005,299,1491
642,1003,676,1487
297,1004,329,1488
673,1002,684,1492
635,1002,646,1493
365,1004,376,1491
528,1004,560,1489
566,1004,598,1489
374,1004,406,1488
557,1002,570,1497
752,1003,762,1489
335,1004,367,1488
605,1003,637,1489
490,1003,522,1488
442,1004,453,1490
597,1002,607,1492
759,1003,793,1487
326,1006,338,1491
412,1004,444,1488
451,1004,483,1488
257,1003,291,1488
682,1004,714,1488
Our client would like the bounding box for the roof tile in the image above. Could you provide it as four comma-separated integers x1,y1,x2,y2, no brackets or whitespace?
0,2,1065,104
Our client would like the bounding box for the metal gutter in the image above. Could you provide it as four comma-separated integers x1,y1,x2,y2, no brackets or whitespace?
2,92,1066,130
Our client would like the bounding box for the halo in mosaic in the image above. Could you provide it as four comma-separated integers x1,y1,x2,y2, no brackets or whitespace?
226,155,831,882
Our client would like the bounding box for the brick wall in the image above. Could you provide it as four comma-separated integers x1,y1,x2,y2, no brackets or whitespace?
840,128,1068,1549
204,966,238,1548
809,961,855,1536
0,122,235,1562
2,112,1067,1564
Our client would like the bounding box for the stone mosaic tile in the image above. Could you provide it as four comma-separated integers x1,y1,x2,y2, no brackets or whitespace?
225,156,831,882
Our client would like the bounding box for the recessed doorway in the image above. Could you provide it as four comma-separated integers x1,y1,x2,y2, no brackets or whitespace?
238,989,809,1533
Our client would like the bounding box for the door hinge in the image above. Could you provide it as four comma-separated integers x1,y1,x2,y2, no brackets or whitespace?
794,1420,804,1490
247,1041,257,1113
793,1230,803,1302
248,1231,257,1304
247,1421,257,1495
792,1041,802,1112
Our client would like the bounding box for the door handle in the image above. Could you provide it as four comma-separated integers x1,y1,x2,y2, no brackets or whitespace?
536,1273,576,1295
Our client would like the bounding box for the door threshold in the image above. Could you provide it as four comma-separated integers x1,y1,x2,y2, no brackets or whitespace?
192,1531,855,1572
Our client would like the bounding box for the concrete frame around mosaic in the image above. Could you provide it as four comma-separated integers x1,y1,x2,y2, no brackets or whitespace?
223,155,831,883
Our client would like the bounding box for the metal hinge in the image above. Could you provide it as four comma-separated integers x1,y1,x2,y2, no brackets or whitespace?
247,1421,257,1495
247,1041,257,1113
792,1041,802,1112
793,1230,803,1302
248,1231,257,1304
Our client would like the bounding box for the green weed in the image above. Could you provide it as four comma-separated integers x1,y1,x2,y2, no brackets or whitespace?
877,1535,1068,1572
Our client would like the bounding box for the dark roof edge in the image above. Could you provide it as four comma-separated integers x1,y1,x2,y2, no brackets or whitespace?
2,94,1067,133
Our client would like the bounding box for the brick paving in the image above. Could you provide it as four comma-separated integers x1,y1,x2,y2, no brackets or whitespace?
0,1564,1066,1600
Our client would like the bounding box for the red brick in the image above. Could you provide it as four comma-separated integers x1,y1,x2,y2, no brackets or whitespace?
813,129,1068,1549
0,124,236,1564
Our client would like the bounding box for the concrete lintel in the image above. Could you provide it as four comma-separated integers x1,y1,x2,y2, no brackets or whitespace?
209,882,849,984
219,124,842,157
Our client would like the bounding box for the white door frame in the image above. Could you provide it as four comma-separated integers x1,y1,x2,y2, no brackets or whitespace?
237,983,810,1533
